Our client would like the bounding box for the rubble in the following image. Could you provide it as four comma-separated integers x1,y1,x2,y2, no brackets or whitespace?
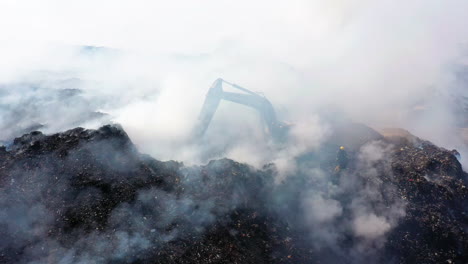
384,135,468,263
0,124,467,263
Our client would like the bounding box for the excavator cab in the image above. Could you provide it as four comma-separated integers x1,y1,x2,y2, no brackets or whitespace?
192,78,290,143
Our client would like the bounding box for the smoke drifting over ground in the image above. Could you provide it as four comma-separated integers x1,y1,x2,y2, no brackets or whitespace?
2,125,466,263
1,0,468,263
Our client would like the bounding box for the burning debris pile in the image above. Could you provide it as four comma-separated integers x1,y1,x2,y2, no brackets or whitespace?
0,124,467,263
383,131,468,263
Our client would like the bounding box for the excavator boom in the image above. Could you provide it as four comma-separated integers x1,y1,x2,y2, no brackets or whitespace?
193,78,288,142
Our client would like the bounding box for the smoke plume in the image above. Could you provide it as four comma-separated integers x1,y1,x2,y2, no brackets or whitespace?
1,0,468,263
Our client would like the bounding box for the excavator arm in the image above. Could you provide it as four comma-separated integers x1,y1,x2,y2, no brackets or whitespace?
193,78,288,142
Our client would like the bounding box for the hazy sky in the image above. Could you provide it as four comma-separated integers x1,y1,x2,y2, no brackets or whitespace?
2,0,465,68
1,0,468,164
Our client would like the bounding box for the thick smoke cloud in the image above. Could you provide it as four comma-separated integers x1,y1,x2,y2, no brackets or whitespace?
1,0,468,165
0,0,467,263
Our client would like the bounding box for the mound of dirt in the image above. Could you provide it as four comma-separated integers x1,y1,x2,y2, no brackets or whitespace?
0,124,467,263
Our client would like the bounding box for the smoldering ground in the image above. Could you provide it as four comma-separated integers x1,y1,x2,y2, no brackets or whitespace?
0,125,415,264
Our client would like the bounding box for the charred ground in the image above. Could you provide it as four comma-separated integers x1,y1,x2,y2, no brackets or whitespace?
0,124,467,263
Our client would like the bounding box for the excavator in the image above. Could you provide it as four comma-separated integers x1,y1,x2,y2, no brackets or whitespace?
192,78,384,172
192,78,290,143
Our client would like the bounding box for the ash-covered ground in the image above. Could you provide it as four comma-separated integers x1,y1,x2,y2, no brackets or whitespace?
0,124,467,264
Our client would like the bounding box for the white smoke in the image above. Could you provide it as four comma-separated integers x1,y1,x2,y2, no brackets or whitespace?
1,0,468,167
0,1,467,262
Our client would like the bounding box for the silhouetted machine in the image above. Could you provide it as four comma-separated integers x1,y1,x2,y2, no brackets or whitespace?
193,78,289,142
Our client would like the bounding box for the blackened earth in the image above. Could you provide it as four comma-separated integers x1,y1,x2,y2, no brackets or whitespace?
0,124,467,263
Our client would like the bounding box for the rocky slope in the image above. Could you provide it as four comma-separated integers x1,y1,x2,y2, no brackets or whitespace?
0,124,467,263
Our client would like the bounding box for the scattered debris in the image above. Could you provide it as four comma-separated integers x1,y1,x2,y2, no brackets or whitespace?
0,125,467,263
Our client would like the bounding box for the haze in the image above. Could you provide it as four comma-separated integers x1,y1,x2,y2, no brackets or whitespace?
1,0,468,166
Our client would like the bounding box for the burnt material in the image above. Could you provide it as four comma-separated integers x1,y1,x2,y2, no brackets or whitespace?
0,125,467,263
